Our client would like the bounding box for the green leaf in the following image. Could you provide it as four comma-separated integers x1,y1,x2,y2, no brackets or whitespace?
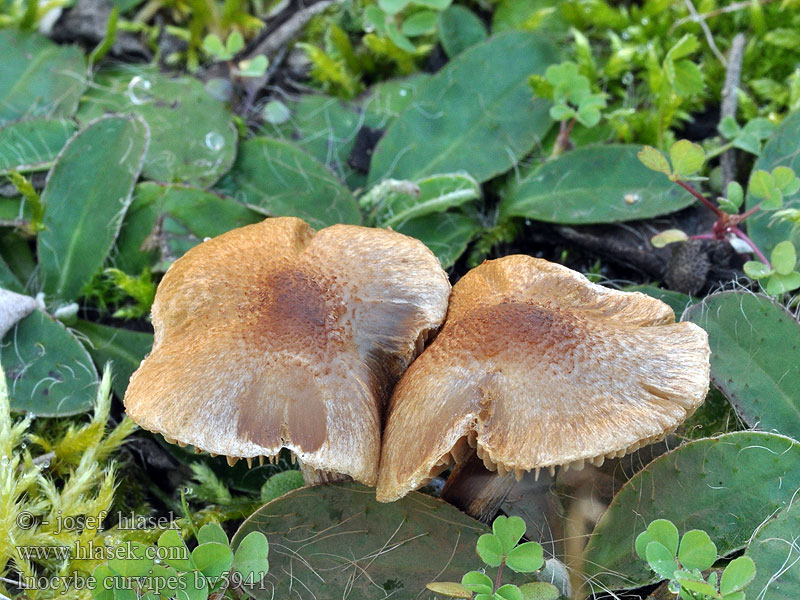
720,557,756,595
646,541,678,579
386,21,417,52
225,31,244,55
765,271,800,295
192,542,233,579
379,0,409,15
415,0,452,8
369,32,558,185
666,34,700,60
110,542,153,577
669,140,705,179
651,229,689,248
76,68,237,188
198,522,229,545
0,118,76,175
732,131,762,155
549,104,575,121
493,515,527,554
71,321,152,399
462,571,493,594
501,145,694,223
202,34,227,58
158,529,194,571
401,10,438,36
1,310,98,415
114,182,263,274
726,181,744,209
772,166,797,192
38,115,148,304
237,55,268,77
678,530,717,571
743,261,774,279
178,570,208,600
260,470,305,502
771,240,797,274
747,112,800,255
494,584,523,600
438,5,487,58
749,170,782,209
675,574,721,599
230,482,494,599
395,211,481,268
0,29,85,125
637,146,671,176
477,533,505,567
647,520,680,556
506,542,544,573
718,116,741,139
668,60,704,97
518,582,560,600
745,501,800,599
582,432,800,590
684,292,800,437
742,118,776,139
576,105,601,127
215,137,361,228
233,531,269,585
371,173,481,228
365,5,388,33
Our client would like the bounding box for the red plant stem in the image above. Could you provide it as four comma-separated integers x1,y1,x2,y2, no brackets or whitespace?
690,233,715,240
493,560,506,593
731,227,771,267
739,203,761,220
676,180,723,216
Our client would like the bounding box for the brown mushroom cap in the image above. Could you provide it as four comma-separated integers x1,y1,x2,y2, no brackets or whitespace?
376,255,710,502
124,217,450,485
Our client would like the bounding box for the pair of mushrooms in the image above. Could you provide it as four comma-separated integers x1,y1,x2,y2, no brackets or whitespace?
124,217,710,519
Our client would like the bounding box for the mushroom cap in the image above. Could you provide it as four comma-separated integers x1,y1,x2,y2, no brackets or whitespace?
376,255,710,502
124,217,450,485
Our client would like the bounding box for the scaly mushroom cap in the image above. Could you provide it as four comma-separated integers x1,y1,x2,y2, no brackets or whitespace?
124,217,450,485
376,255,710,502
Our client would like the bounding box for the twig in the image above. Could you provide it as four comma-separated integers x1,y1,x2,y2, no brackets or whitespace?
244,0,339,60
720,33,746,189
671,0,777,31
683,0,727,65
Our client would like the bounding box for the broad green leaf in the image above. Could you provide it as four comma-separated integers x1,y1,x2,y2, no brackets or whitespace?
371,173,481,228
669,140,705,178
368,32,558,184
477,533,504,567
427,582,473,598
38,115,149,304
438,5,487,57
462,571,493,594
76,68,237,188
0,119,76,175
192,542,233,579
667,59,704,97
582,432,800,590
231,483,512,599
114,182,263,274
157,529,194,571
683,292,800,438
742,261,774,279
745,500,800,599
1,310,98,415
395,211,481,268
765,271,800,295
216,137,361,228
401,10,438,36
748,112,800,255
678,530,717,571
71,320,152,399
506,542,544,573
0,29,85,124
198,522,229,546
501,145,694,223
771,240,797,274
720,557,756,595
232,531,269,584
493,515,527,554
646,541,678,579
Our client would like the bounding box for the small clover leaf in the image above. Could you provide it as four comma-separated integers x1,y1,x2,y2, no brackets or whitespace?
771,240,797,275
678,529,717,571
718,116,741,139
462,570,493,594
191,542,234,581
674,572,722,599
494,584,524,600
236,55,268,78
427,582,473,598
492,515,526,554
505,542,544,573
225,31,244,56
197,522,228,546
636,519,680,559
765,271,800,296
233,531,269,585
669,140,705,179
638,146,672,177
158,529,193,571
720,556,756,596
743,261,774,279
749,170,783,209
645,541,679,580
476,533,504,567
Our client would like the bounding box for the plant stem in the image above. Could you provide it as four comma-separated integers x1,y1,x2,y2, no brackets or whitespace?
739,203,761,220
493,559,506,594
675,180,723,216
731,227,771,267
552,118,576,157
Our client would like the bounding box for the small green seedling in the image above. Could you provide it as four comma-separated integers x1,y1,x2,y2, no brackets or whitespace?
427,515,557,600
202,31,268,78
531,61,608,128
636,519,756,600
365,0,453,53
639,141,800,295
91,523,269,599
718,117,776,156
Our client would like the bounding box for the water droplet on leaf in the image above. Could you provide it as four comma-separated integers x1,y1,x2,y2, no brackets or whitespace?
204,132,225,152
126,76,153,105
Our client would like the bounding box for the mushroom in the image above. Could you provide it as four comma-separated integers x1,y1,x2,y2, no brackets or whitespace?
375,255,710,520
123,217,450,486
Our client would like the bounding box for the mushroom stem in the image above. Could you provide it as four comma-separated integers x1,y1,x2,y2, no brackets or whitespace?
440,450,517,523
299,461,352,485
